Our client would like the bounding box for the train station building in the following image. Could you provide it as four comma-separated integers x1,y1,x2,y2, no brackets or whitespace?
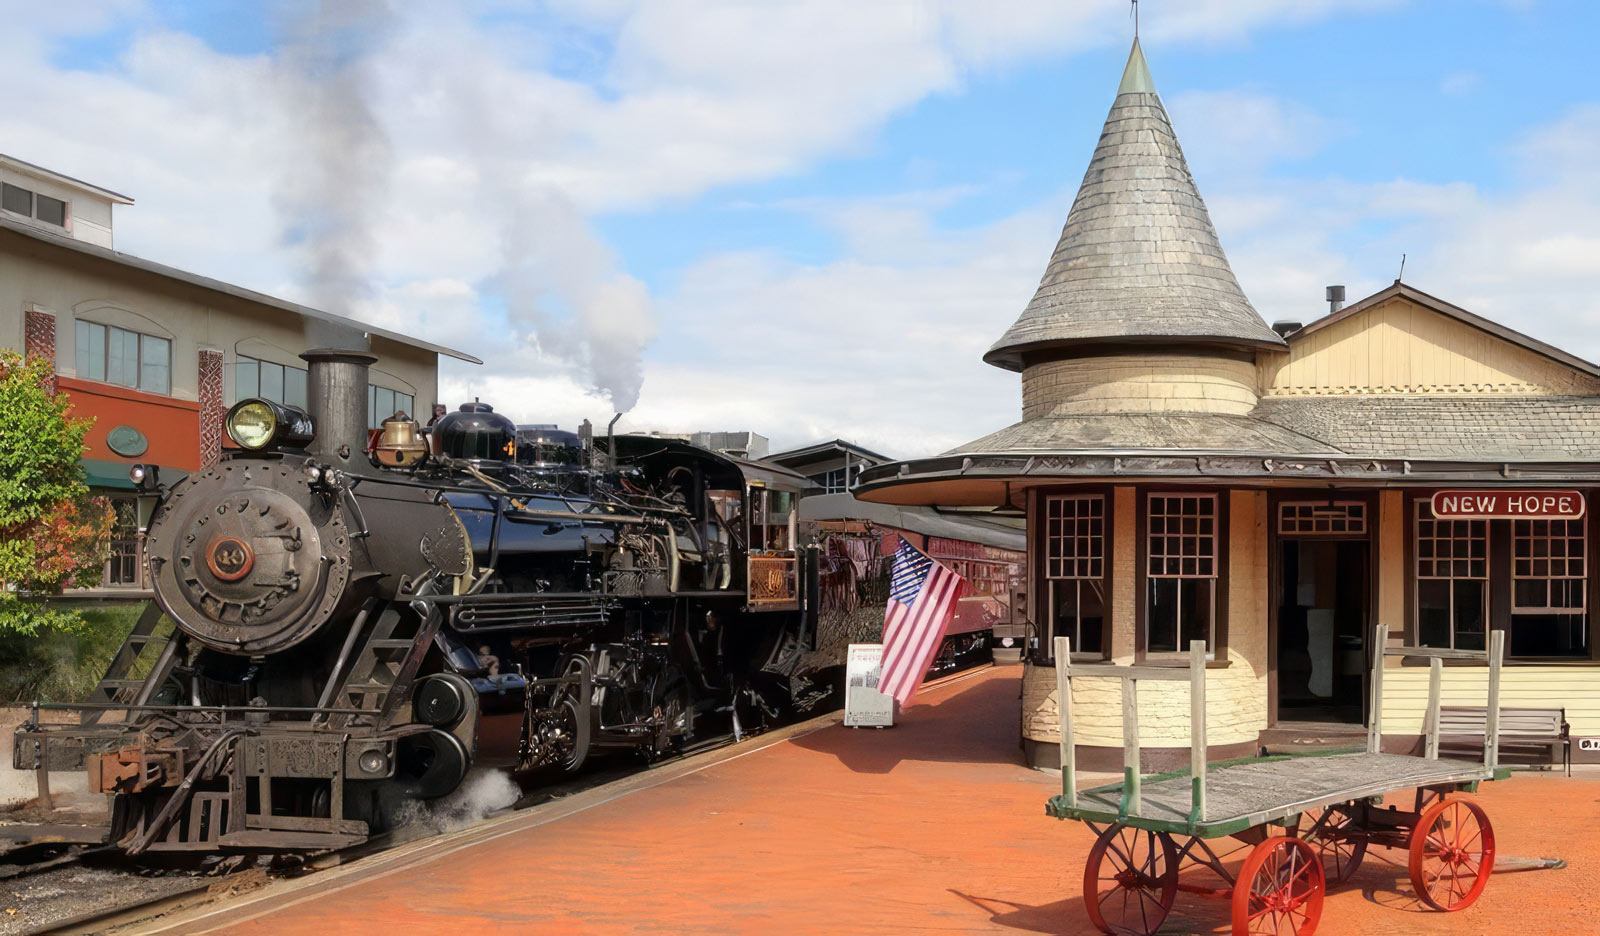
856,40,1600,769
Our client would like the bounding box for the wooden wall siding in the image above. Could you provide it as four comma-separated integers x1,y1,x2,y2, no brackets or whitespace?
1378,490,1405,644
1380,667,1600,737
1020,490,1270,749
1021,353,1257,419
1261,297,1600,396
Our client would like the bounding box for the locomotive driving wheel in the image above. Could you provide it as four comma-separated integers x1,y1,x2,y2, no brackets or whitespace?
524,697,588,773
1082,824,1178,936
1408,795,1495,911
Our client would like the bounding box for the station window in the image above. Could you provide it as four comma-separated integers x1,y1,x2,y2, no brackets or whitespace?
1278,501,1366,536
1145,493,1218,654
1045,494,1105,657
1510,518,1587,657
1414,501,1489,651
236,355,308,410
74,320,170,394
367,384,416,429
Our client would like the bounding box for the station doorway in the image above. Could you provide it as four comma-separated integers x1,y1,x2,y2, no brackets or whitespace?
1275,503,1372,725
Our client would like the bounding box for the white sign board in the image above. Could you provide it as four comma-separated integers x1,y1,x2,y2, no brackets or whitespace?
844,643,893,727
1579,738,1600,752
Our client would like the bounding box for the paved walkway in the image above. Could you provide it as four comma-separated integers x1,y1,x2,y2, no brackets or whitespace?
175,664,1597,935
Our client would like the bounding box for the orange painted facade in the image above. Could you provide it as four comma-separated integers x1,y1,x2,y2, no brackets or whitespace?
57,375,200,472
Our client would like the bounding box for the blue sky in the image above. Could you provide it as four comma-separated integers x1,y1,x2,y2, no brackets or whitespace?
12,1,1600,455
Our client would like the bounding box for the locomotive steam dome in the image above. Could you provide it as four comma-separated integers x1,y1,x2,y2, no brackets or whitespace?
436,402,517,461
144,461,356,655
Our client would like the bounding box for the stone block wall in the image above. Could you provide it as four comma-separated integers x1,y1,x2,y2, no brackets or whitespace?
1021,353,1258,420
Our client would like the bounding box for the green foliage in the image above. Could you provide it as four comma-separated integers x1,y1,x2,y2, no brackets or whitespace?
0,350,114,636
0,601,151,703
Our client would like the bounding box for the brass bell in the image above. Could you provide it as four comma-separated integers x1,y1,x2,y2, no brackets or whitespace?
374,414,428,468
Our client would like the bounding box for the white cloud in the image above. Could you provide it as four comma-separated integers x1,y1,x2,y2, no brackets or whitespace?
2,0,1431,449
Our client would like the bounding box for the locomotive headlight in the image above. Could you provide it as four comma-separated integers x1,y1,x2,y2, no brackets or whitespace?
224,399,315,452
227,401,277,449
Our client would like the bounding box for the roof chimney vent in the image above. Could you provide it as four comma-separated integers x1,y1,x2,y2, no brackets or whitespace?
1326,284,1346,314
1271,320,1302,338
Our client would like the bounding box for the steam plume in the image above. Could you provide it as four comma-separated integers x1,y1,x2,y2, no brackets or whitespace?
498,188,655,413
271,0,397,317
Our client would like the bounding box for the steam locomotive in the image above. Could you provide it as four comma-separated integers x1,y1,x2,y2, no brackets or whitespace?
10,349,826,854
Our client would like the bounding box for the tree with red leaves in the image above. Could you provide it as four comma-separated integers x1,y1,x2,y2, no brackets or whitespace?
0,350,114,635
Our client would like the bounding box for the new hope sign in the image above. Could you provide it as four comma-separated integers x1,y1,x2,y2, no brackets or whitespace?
1430,490,1586,520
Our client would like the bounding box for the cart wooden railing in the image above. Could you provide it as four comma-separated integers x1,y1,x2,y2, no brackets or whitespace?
1053,624,1505,825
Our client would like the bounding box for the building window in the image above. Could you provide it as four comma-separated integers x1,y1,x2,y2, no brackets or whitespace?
819,466,860,494
102,497,143,589
367,385,415,429
1046,494,1105,656
1279,501,1366,536
1511,518,1587,657
2,182,67,227
236,355,308,410
1414,500,1488,651
750,488,794,552
1146,493,1218,654
74,320,170,394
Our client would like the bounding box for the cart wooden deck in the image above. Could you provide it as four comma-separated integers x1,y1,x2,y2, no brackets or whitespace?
1047,750,1507,837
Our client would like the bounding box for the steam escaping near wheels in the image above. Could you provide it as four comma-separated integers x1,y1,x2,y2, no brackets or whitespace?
390,769,523,837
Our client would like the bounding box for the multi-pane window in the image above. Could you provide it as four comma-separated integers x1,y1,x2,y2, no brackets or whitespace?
367,384,416,429
1278,502,1366,536
2,182,67,228
236,355,309,410
1414,501,1488,651
74,320,170,394
1046,495,1105,656
1511,519,1588,657
820,465,861,494
1146,493,1218,653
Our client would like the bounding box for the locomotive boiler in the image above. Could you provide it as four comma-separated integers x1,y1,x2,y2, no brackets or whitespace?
10,349,824,854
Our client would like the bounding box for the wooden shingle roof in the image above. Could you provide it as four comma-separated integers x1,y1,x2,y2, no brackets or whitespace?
984,40,1285,372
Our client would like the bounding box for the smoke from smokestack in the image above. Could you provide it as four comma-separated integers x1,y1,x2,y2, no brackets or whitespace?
267,2,656,414
272,0,397,317
498,189,655,414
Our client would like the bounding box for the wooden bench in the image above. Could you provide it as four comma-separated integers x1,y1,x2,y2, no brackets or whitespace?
1438,706,1569,776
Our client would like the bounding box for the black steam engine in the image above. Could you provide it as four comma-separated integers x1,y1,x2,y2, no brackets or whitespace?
11,349,823,854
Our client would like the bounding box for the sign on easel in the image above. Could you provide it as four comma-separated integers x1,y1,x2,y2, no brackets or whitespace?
844,643,893,727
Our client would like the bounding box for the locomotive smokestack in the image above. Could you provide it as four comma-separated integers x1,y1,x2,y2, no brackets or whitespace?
300,348,378,464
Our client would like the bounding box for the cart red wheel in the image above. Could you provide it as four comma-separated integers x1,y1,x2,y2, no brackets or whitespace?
1083,824,1179,936
1231,835,1324,936
1298,803,1367,886
1408,795,1495,911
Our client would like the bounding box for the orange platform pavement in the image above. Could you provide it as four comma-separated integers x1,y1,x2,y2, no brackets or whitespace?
170,664,1599,935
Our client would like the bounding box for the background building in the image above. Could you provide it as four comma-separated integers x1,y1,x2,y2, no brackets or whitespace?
769,440,890,494
1,155,478,593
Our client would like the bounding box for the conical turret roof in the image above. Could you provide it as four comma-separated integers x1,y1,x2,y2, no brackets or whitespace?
985,40,1285,371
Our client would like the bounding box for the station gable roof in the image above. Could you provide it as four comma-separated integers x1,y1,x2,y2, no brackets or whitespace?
1283,281,1600,381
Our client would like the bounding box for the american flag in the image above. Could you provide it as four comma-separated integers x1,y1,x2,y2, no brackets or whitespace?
878,537,970,704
